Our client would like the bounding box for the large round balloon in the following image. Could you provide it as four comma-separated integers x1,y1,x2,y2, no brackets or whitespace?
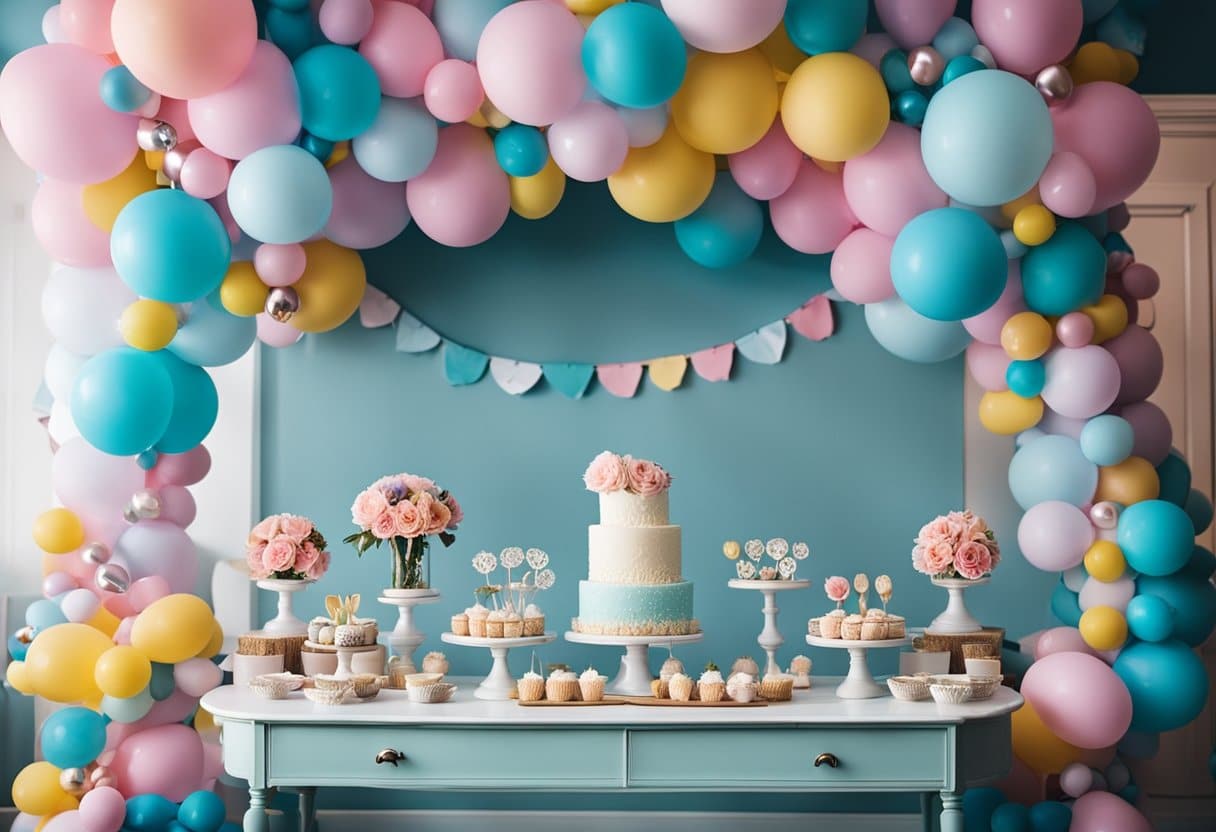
406,124,510,247
607,126,714,223
227,145,333,244
670,49,778,156
352,97,439,183
1011,699,1114,776
433,0,512,63
1008,434,1098,509
660,0,786,54
1041,346,1121,419
294,44,382,142
1105,324,1163,405
153,352,219,453
110,723,204,802
115,520,199,594
784,0,868,55
23,622,112,704
970,0,1084,76
169,293,257,367
40,707,107,769
673,174,763,269
890,207,1007,321
42,266,136,356
547,101,629,183
830,228,895,304
287,239,368,333
843,123,948,238
728,121,801,201
358,0,443,99
325,157,412,249
769,160,857,255
1070,792,1153,832
1020,223,1107,316
1018,501,1094,572
583,2,685,109
782,51,889,162
1117,499,1196,577
863,297,971,364
1114,640,1210,733
1135,574,1216,647
31,179,113,267
71,348,174,456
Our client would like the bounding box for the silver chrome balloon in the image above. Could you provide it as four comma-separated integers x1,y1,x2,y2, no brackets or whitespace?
1089,500,1121,530
59,767,89,798
136,118,178,152
14,624,35,646
1035,64,1074,106
95,563,131,594
266,286,300,323
908,46,946,86
131,488,162,520
161,138,200,184
80,541,111,565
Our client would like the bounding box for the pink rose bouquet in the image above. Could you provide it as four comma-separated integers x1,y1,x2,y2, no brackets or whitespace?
911,510,1000,580
245,514,329,581
583,451,672,495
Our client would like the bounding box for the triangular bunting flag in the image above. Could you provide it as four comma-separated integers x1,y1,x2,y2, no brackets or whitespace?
443,342,489,386
690,344,734,382
360,285,400,329
648,355,687,391
735,321,787,364
395,311,442,353
596,363,644,398
489,357,543,396
542,363,595,399
787,295,834,341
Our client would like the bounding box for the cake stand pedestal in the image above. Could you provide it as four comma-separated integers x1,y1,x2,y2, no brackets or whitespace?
256,579,314,635
331,644,378,681
564,632,704,697
441,632,556,700
378,591,441,675
927,577,988,635
806,635,912,700
729,579,810,677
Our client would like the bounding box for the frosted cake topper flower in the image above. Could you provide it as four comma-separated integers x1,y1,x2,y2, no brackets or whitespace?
583,451,672,495
500,547,525,569
727,538,808,580
472,551,498,575
526,548,549,570
824,576,850,609
736,561,757,580
766,538,789,561
469,546,557,611
744,539,764,561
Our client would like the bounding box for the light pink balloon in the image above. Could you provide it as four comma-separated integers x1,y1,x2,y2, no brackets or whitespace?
1118,400,1172,466
187,41,301,161
424,59,484,124
1033,626,1102,661
1041,345,1121,419
148,445,211,488
547,101,628,182
0,43,137,183
770,160,857,254
660,0,786,53
1039,408,1087,440
965,342,1011,391
61,588,101,622
971,0,1083,75
113,615,135,645
1017,500,1094,571
830,228,896,304
325,157,411,250
476,0,586,126
1039,151,1097,219
728,121,801,201
963,260,1025,345
1104,325,1163,405
851,33,899,69
1059,762,1095,798
128,575,171,612
873,0,957,49
102,590,135,620
40,811,82,832
155,97,196,142
31,179,113,267
1022,650,1133,750
174,657,223,697
79,786,126,832
1120,263,1159,300
114,520,198,594
254,243,307,288
320,0,375,45
360,0,444,98
43,572,79,598
1056,312,1095,348
60,0,116,55
1072,791,1153,831
179,149,232,200
1051,82,1160,212
406,124,510,247
110,723,204,802
843,123,948,237
256,313,304,348
52,438,144,526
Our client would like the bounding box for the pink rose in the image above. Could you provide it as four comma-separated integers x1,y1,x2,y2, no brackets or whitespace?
371,509,399,540
394,500,428,538
445,494,463,527
262,536,297,574
917,516,960,549
295,540,320,573
626,458,671,497
986,537,1001,566
246,543,270,579
824,576,850,603
920,541,955,575
424,497,452,536
759,567,777,580
955,540,993,580
352,487,389,529
403,475,437,496
248,515,281,545
280,515,313,543
583,451,628,493
963,513,989,542
306,550,331,580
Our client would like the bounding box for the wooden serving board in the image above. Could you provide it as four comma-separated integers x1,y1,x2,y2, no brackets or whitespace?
517,697,630,707
629,697,768,708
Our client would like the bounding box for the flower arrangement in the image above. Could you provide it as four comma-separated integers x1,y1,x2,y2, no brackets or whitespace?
345,472,462,590
912,510,1000,580
583,451,672,496
245,514,330,580
723,537,809,580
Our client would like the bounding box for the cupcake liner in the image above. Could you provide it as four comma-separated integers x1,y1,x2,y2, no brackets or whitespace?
669,676,694,702
503,620,524,638
650,678,670,699
579,678,606,702
450,616,470,637
485,620,505,638
759,677,794,701
698,681,725,703
819,616,843,639
545,678,580,702
468,618,487,637
523,616,545,636
518,677,545,702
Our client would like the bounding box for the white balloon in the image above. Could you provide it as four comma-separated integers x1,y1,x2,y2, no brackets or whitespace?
41,265,133,356
114,520,198,593
1062,565,1088,593
44,343,87,402
51,438,144,523
47,400,80,445
1038,408,1087,439
41,6,65,44
1078,574,1136,612
619,106,668,148
1059,762,1093,798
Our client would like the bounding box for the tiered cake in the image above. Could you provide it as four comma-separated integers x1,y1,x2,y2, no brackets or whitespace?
572,452,699,636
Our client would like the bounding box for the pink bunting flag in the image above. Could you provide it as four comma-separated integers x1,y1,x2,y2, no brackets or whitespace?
359,285,401,329
690,344,734,382
786,295,834,341
596,363,644,398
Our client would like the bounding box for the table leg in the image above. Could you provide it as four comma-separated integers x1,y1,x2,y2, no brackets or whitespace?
298,787,316,832
940,791,963,832
243,787,270,832
921,792,935,832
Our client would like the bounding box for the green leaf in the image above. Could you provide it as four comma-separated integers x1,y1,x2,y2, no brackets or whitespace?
439,532,455,548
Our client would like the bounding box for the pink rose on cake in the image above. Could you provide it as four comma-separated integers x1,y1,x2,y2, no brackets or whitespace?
626,457,672,496
824,576,850,604
245,513,330,581
584,451,629,493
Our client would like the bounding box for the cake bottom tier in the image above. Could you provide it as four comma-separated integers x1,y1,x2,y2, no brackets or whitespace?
572,580,699,636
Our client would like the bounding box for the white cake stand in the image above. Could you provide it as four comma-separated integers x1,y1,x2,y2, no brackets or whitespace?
564,631,704,697
806,634,913,700
378,591,441,675
729,578,811,677
441,632,556,700
330,643,378,681
256,578,315,635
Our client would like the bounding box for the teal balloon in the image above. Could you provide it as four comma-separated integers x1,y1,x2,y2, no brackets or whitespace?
294,44,381,142
99,65,152,113
1135,574,1216,647
111,190,232,303
920,70,1053,207
0,0,53,67
126,794,180,831
1051,580,1083,627
1114,640,1209,732
25,599,66,630
1082,0,1120,23
1124,593,1174,643
268,0,310,9
169,293,257,367
894,89,928,126
1079,415,1135,466
1028,801,1071,832
6,633,28,661
265,7,316,60
1184,490,1213,535
494,124,548,178
1008,434,1098,510
1103,231,1132,255
41,707,107,769
353,97,438,183
674,175,763,269
1021,223,1106,316
880,49,914,94
179,790,227,832
583,2,686,109
933,18,980,60
991,802,1031,832
1117,499,1195,577
153,352,219,454
433,0,512,62
102,688,155,724
149,661,176,701
1006,360,1046,399
1156,450,1192,507
228,145,333,244
962,787,1006,832
891,208,1007,321
863,296,971,364
137,449,159,471
784,0,868,55
941,55,985,86
72,348,174,456
300,133,334,163
1117,729,1159,760
1181,545,1216,582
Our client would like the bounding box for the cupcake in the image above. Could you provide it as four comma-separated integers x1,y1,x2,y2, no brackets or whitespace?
819,610,845,639
422,651,449,675
887,615,907,639
807,617,822,637
523,604,545,636
518,671,545,702
698,666,725,703
334,624,363,647
450,612,470,637
356,617,379,646
730,656,760,677
668,672,694,702
308,617,329,643
317,624,336,645
659,656,684,681
503,612,524,639
726,672,757,703
579,668,607,702
861,609,889,641
467,604,489,637
760,673,794,701
486,609,507,639
650,678,670,698
546,670,579,702
841,614,864,641
789,655,812,689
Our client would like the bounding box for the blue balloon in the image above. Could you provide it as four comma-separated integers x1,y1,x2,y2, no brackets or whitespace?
1117,499,1195,577
1082,0,1120,23
1182,545,1216,582
894,89,928,126
137,449,159,471
1136,574,1216,647
25,599,66,630
1117,729,1159,760
991,802,1031,832
1028,801,1071,832
962,787,1006,832
265,7,317,61
352,97,439,183
1156,450,1192,507
1124,593,1174,643
294,44,381,142
880,49,914,94
933,17,980,60
674,175,763,269
126,794,181,831
169,293,257,367
1103,231,1133,256
41,707,107,769
0,0,53,66
1096,5,1146,54
1079,415,1135,467
1020,223,1106,316
864,296,972,364
1114,640,1210,732
179,790,227,832
7,633,29,661
1051,580,1083,626
784,0,867,55
300,133,334,163
72,348,175,456
941,55,986,87
153,352,219,454
99,65,152,113
1000,229,1029,260
1008,434,1098,510
583,2,686,109
1078,210,1109,241
111,190,232,303
494,124,549,178
1006,360,1046,399
150,661,177,701
102,688,155,723
268,0,310,9
1184,490,1213,535
228,145,333,244
891,208,1007,321
921,70,1053,206
433,0,512,62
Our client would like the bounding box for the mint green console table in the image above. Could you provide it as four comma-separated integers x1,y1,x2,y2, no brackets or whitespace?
201,679,1022,832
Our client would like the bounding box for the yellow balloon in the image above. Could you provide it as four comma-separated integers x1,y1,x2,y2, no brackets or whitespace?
86,606,121,638
197,619,225,660
1079,605,1129,651
325,140,350,169
94,645,153,699
291,240,367,333
24,623,112,703
193,706,220,741
144,150,164,171
32,508,84,555
760,21,806,76
1113,50,1139,86
120,299,179,351
1000,187,1041,222
1012,700,1110,775
219,261,269,317
1084,540,1127,583
1013,205,1056,247
12,762,78,817
781,51,889,162
1000,311,1054,360
565,0,622,13
476,99,511,130
1070,42,1121,86
82,156,159,232
131,594,216,664
1083,294,1129,344
670,49,779,155
607,126,714,223
510,156,567,220
6,660,32,694
1095,455,1160,505
979,391,1045,435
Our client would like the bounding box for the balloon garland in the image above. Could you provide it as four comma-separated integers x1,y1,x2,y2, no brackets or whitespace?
1,1,1212,830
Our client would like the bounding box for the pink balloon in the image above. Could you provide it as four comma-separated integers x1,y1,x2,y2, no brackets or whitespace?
1071,790,1153,832
1056,312,1095,348
547,101,628,182
61,588,102,623
188,41,302,161
0,44,138,184
79,786,126,832
113,615,135,645
128,575,171,612
1059,762,1095,797
1033,626,1102,661
660,0,786,53
873,0,957,49
254,244,307,288
110,723,204,802
40,811,82,832
963,260,1025,345
1039,151,1097,219
31,179,113,267
843,123,948,237
965,342,1011,391
476,0,586,126
208,195,242,245
60,0,116,55
148,445,211,488
325,158,411,250
360,0,444,98
424,59,484,124
770,160,857,255
1022,651,1133,750
52,438,144,526
728,121,801,201
1104,325,1163,405
256,313,304,348
1107,202,1131,233
174,657,223,697
154,97,196,143
1118,401,1172,466
1120,263,1159,300
830,228,896,304
1017,501,1094,571
406,124,510,247
1051,82,1160,212
179,149,232,201
1041,346,1121,419
43,572,79,598
114,520,198,594
971,0,1083,75
42,7,66,44
851,33,899,69
320,0,376,45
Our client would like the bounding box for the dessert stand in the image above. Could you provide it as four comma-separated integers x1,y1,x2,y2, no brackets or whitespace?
441,632,556,700
256,578,314,635
927,577,987,634
728,578,810,677
806,634,913,700
564,631,704,697
378,591,441,675
329,643,378,681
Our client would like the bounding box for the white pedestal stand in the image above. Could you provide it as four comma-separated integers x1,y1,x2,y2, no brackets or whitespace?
806,635,913,699
564,632,704,697
256,579,314,635
927,577,988,635
332,644,378,681
441,633,556,700
378,591,441,675
729,579,810,677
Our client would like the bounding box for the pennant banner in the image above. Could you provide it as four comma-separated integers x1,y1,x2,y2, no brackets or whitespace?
736,320,787,364
443,342,488,386
490,358,543,396
395,311,442,353
648,355,688,392
597,363,644,398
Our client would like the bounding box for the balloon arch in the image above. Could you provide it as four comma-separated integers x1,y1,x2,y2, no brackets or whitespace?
2,1,1212,831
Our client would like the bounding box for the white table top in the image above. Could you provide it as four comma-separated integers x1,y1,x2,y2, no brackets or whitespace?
201,676,1022,727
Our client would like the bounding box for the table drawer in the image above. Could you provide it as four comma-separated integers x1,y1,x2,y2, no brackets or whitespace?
627,727,947,789
268,726,624,788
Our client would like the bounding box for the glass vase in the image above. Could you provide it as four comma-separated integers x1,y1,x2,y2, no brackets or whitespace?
389,535,431,592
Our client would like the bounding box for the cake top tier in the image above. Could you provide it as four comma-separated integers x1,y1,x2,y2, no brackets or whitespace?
583,451,672,497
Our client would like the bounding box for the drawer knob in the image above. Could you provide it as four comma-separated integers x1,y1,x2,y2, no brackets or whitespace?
813,753,839,769
375,748,404,767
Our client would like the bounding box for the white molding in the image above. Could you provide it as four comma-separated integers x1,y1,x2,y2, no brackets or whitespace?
312,810,922,832
1146,94,1216,137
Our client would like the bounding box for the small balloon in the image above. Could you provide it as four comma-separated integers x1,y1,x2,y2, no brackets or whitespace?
123,505,140,524
1090,501,1121,530
130,489,162,520
14,625,35,647
95,563,130,594
80,542,112,565
136,119,178,152
59,767,88,798
907,46,945,86
265,286,300,323
1035,65,1074,107
88,765,116,790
